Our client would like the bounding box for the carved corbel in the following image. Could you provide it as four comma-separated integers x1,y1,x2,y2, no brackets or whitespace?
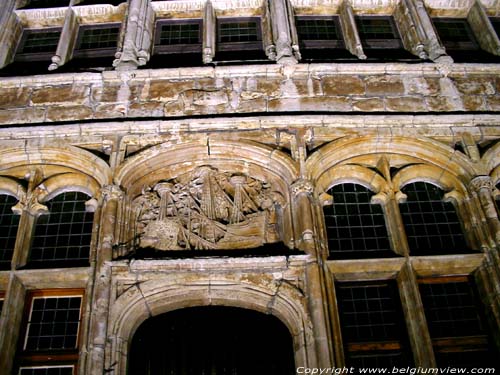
339,0,366,60
113,0,155,70
467,0,500,56
268,0,298,64
0,0,22,69
470,176,500,246
203,0,216,64
412,0,452,62
48,7,79,71
290,178,315,252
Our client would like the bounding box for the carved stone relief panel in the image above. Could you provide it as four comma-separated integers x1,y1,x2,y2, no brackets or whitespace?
131,165,285,251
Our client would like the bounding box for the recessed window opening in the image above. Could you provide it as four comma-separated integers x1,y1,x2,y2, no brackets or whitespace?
15,29,61,62
324,183,393,259
399,182,471,255
29,191,93,268
154,19,202,54
17,0,69,9
356,16,401,49
0,194,20,270
73,24,120,58
336,281,413,368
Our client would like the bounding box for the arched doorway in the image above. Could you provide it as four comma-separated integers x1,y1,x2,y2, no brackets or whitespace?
128,306,296,374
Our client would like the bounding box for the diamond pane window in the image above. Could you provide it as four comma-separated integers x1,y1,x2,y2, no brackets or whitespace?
19,366,74,375
336,281,413,368
29,192,93,267
0,194,20,270
399,182,470,255
24,296,82,351
78,26,120,50
324,184,392,259
419,278,496,367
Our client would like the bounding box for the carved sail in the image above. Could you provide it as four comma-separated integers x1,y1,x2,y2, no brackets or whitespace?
133,166,284,251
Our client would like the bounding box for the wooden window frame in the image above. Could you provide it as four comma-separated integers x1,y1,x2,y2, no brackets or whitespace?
73,23,121,59
153,19,203,55
216,17,263,52
16,289,85,373
295,16,345,49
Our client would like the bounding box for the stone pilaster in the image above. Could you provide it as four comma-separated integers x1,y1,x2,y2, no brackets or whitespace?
394,0,427,59
291,179,315,253
470,176,500,246
468,0,500,56
113,0,155,70
85,185,122,374
203,0,216,64
397,262,436,367
49,8,79,71
268,0,298,64
0,0,22,69
339,0,366,60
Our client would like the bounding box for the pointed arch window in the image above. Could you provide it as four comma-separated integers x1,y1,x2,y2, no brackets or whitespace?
0,194,20,270
29,192,94,268
324,183,392,259
399,182,470,255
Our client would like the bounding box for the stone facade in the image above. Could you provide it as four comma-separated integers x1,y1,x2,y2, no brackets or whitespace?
0,0,500,374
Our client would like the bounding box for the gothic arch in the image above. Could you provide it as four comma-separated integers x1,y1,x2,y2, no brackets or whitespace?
114,139,299,198
306,136,478,193
106,276,315,374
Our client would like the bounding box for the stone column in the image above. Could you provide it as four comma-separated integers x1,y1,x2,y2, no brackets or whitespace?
0,275,27,375
85,185,122,374
291,179,334,368
49,8,79,71
470,176,500,246
468,0,500,56
339,0,366,60
0,0,21,69
397,262,436,367
371,189,409,256
113,0,155,70
203,0,216,64
268,0,298,64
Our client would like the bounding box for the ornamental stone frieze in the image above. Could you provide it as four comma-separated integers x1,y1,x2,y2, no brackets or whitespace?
131,165,285,252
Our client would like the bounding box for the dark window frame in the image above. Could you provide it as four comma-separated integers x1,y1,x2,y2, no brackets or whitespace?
16,290,84,373
17,0,70,9
153,18,203,55
15,27,62,62
73,23,121,58
490,17,500,39
432,18,479,50
0,193,20,270
18,364,75,375
216,17,263,52
355,16,403,49
295,15,345,49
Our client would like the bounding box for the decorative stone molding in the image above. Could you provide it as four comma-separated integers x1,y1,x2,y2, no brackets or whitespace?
130,165,285,253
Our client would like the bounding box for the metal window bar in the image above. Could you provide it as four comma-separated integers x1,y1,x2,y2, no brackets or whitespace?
0,194,20,270
29,192,93,266
324,183,392,259
19,366,74,375
336,281,412,367
399,182,469,255
24,296,82,351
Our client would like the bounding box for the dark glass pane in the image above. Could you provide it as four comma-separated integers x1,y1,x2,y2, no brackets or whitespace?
400,182,470,255
19,366,74,375
29,192,93,267
433,19,473,43
296,18,340,40
78,27,120,50
219,21,259,43
356,17,397,40
336,281,413,368
0,194,20,270
20,31,60,54
25,296,81,351
158,23,201,45
324,184,392,259
18,0,69,9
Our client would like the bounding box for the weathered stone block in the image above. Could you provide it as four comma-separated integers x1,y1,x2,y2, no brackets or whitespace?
385,97,426,112
451,77,496,95
147,80,195,101
351,97,385,111
0,108,45,124
426,96,461,111
0,87,31,109
31,85,90,106
462,96,487,111
365,76,404,96
322,76,365,96
46,105,93,122
129,102,165,117
290,78,322,97
268,97,351,112
404,77,441,96
94,104,127,119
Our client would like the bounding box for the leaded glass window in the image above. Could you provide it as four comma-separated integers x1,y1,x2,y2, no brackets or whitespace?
356,16,402,49
19,367,74,375
17,29,60,56
153,19,202,56
399,182,470,255
0,194,20,270
324,184,392,259
336,281,413,368
29,192,93,268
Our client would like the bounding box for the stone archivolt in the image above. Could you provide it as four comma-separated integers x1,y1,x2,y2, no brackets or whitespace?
132,165,284,251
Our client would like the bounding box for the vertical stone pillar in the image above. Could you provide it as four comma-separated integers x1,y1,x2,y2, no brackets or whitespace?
339,0,366,60
268,0,298,64
49,8,78,71
0,275,27,375
0,0,22,69
397,262,436,367
291,179,334,368
113,0,155,70
203,0,216,64
468,0,500,56
470,176,500,246
85,185,122,374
